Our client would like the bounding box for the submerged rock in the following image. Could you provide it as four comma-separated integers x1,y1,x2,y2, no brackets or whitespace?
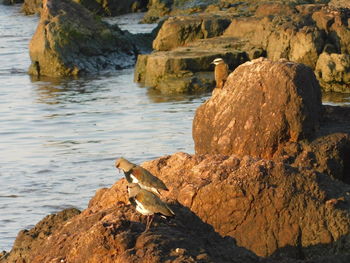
28,0,138,77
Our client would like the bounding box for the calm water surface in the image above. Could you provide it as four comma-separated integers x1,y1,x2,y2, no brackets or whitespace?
0,5,208,251
1,4,350,252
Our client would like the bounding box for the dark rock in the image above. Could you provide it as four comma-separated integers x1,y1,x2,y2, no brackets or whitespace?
28,0,139,77
22,0,148,16
2,0,23,5
1,208,80,263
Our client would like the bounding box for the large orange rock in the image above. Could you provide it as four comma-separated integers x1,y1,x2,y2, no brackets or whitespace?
4,153,350,262
193,58,322,159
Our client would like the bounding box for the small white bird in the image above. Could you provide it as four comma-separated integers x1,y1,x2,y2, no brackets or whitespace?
211,58,229,89
115,157,168,195
127,183,175,232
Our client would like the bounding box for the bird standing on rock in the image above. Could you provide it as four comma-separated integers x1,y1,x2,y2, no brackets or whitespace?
115,157,168,195
127,183,175,232
212,57,229,89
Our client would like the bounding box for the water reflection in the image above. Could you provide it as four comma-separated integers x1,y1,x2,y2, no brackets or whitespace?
145,87,211,103
322,91,350,106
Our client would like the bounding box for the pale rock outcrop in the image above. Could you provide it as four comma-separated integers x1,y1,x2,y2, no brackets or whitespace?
315,52,350,92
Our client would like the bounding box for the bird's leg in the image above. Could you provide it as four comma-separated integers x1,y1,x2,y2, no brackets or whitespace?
143,215,154,233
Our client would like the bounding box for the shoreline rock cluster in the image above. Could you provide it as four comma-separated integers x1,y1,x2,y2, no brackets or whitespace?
1,0,350,262
2,57,350,262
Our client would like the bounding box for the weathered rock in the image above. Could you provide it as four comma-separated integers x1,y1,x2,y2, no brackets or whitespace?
22,0,41,14
2,178,259,263
28,0,138,77
315,52,350,92
143,0,221,23
193,58,322,159
135,38,249,93
329,0,350,9
4,152,350,261
139,1,350,93
153,14,232,51
75,0,148,16
0,208,80,263
141,153,350,259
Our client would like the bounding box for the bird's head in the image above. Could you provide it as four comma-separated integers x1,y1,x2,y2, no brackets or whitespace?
211,57,224,65
127,183,141,197
115,157,135,172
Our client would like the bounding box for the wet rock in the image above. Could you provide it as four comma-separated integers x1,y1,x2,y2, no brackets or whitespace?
193,58,322,159
315,52,350,92
28,0,138,77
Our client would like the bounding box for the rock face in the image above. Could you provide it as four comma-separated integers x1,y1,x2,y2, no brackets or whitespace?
22,0,41,14
4,153,350,262
1,177,259,263
153,14,232,51
1,208,80,262
193,58,322,159
135,1,350,93
315,52,350,92
28,0,138,77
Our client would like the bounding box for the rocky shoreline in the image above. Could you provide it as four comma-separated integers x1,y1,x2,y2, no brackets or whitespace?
1,0,350,262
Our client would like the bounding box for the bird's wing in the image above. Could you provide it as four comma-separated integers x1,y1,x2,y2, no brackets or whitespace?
137,190,174,217
124,170,133,183
132,166,168,190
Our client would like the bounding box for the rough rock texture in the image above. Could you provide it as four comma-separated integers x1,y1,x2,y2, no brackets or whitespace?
1,178,260,263
193,58,322,159
329,0,350,9
0,208,81,263
28,0,138,77
22,0,41,14
134,40,248,94
135,1,350,93
3,153,350,262
153,14,232,51
143,0,221,23
315,52,350,92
